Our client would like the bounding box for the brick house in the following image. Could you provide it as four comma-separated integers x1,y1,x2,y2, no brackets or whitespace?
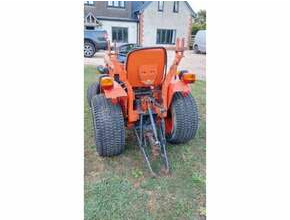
84,1,195,48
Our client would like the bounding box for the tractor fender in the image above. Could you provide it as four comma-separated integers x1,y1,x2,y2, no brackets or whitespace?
102,81,127,100
167,80,191,108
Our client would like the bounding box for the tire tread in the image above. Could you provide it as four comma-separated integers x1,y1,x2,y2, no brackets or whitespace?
91,94,125,156
166,92,199,144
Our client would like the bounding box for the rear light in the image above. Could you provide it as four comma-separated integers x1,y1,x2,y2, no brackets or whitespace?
181,72,196,84
100,76,114,90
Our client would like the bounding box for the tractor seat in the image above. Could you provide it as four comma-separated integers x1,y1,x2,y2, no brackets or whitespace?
125,47,167,87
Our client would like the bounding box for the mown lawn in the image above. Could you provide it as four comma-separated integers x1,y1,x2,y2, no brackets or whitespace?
84,65,206,220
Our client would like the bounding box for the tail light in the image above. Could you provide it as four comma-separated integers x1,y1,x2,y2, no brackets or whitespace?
100,76,114,90
181,72,196,84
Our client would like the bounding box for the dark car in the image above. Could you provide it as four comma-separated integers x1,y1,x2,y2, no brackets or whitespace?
84,30,108,58
117,43,140,63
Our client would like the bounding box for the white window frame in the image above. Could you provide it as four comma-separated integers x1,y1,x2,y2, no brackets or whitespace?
156,29,176,45
85,1,94,6
107,1,125,8
173,1,179,13
158,1,164,11
112,27,128,43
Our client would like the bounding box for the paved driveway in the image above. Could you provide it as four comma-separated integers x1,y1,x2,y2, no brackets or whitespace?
84,50,206,81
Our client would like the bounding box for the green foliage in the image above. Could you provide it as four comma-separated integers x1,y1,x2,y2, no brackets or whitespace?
192,9,206,35
199,206,206,216
132,169,143,179
192,172,205,187
192,23,206,35
195,10,206,24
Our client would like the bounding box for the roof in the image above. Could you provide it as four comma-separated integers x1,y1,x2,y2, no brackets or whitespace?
132,1,152,14
185,1,196,17
132,1,196,17
97,16,138,22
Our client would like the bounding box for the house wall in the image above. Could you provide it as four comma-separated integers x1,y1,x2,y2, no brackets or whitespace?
84,1,133,19
142,1,192,48
99,20,138,44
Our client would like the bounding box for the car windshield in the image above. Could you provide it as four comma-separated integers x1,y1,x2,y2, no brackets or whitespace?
119,44,138,53
117,44,140,63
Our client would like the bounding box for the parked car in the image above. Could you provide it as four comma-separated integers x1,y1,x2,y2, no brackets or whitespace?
117,43,140,63
84,29,108,58
193,30,206,54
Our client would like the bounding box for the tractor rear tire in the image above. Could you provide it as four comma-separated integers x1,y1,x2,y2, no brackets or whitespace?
87,82,99,108
91,94,125,156
166,92,199,144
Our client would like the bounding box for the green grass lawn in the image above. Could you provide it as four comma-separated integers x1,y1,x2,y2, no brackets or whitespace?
84,65,206,220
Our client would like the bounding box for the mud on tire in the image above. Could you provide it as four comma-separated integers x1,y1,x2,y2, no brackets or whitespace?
166,92,199,144
91,94,125,156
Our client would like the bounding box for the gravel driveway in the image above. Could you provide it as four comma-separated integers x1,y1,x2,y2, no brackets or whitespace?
84,50,206,81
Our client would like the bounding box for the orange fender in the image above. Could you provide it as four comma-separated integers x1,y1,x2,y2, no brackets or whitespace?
103,81,127,100
167,80,191,108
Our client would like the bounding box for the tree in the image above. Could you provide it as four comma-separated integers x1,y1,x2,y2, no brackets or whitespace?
195,10,206,25
192,10,206,35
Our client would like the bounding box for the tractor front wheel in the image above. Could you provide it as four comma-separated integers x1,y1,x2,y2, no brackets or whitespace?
91,94,125,156
166,92,199,144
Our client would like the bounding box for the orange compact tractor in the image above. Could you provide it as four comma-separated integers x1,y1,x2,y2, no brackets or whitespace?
87,38,198,176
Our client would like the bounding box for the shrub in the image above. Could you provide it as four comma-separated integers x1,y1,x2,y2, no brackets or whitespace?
192,23,206,35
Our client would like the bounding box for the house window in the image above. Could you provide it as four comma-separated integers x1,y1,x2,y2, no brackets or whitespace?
86,14,95,23
85,13,101,30
158,1,164,11
156,29,176,44
119,1,125,7
85,26,95,30
112,27,128,43
108,1,125,8
84,1,94,6
173,1,179,13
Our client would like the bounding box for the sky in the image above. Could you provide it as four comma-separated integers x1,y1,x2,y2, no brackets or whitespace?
188,0,206,11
